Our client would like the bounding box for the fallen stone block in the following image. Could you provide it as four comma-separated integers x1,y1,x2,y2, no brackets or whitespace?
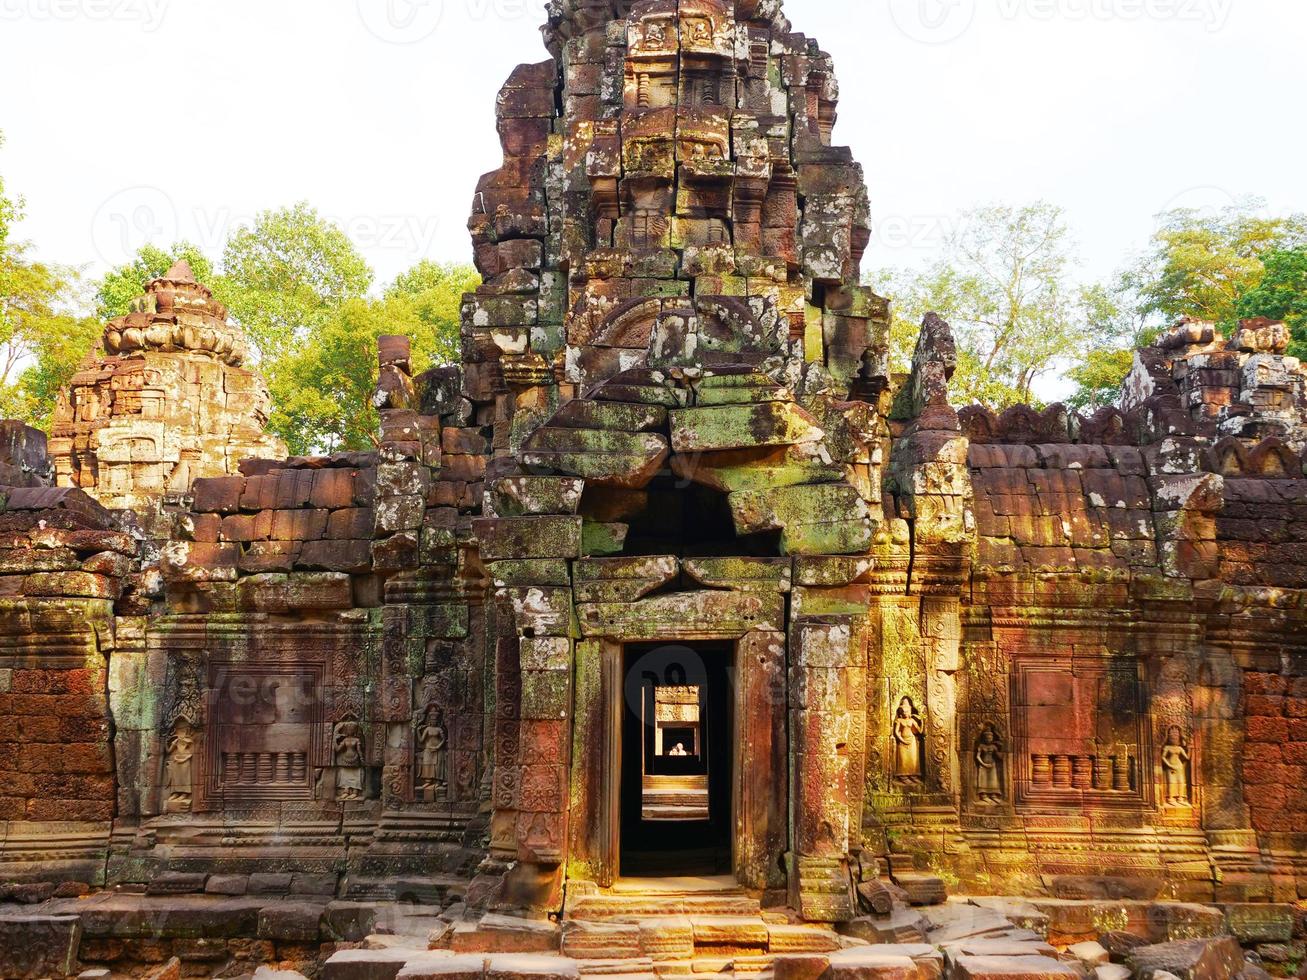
453,914,561,953
942,939,1059,960
771,953,831,980
854,880,895,917
838,910,929,944
922,906,1014,945
893,874,947,906
325,949,450,980
1065,941,1109,967
0,914,82,979
1222,903,1294,943
324,901,380,942
824,947,920,979
485,954,580,980
965,898,1049,938
1126,937,1245,980
828,944,942,980
1099,930,1149,962
950,955,1081,979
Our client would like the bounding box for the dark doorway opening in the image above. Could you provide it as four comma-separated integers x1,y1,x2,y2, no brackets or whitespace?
620,642,733,877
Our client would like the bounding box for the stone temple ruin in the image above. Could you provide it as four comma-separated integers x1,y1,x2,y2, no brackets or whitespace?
1,0,1306,977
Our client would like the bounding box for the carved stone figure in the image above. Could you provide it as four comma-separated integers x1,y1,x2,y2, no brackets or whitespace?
416,705,448,799
1161,726,1192,807
334,720,366,802
893,697,924,784
163,717,196,813
974,725,1004,804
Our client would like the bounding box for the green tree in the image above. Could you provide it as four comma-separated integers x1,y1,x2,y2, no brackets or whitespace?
95,242,215,320
385,260,480,366
1066,202,1307,408
272,295,424,455
272,262,480,455
873,202,1085,408
1126,199,1307,326
219,203,373,364
1064,283,1161,411
0,244,99,428
1235,248,1307,358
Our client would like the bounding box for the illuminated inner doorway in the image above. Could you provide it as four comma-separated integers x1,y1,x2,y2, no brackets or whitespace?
620,642,733,877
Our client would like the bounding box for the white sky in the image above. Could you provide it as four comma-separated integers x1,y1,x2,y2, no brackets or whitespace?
1,0,1304,301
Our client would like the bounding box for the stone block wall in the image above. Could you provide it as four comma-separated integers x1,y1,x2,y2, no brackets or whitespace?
0,483,141,885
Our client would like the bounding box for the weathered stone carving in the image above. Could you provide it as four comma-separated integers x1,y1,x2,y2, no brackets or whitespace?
974,724,1004,804
892,697,925,784
333,718,367,802
1162,726,1193,808
161,717,196,814
416,704,449,800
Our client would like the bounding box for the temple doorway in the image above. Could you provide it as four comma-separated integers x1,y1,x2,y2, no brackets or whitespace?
619,642,734,877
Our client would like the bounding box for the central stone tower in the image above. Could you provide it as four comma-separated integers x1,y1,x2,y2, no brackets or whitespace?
459,0,895,918
463,0,888,403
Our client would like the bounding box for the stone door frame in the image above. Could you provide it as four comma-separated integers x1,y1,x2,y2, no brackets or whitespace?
577,616,787,892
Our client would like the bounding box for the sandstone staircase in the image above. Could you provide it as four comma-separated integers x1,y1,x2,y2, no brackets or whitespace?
560,877,841,980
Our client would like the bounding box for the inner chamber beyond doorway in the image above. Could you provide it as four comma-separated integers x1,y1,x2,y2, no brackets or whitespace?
620,642,734,877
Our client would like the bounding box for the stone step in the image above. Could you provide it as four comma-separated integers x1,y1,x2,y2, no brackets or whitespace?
562,921,643,959
577,959,657,976
567,895,761,920
764,924,842,954
638,918,696,961
689,915,770,950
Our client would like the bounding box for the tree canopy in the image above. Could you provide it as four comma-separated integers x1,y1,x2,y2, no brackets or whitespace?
873,202,1088,409
1236,248,1307,359
1123,200,1307,327
220,203,375,366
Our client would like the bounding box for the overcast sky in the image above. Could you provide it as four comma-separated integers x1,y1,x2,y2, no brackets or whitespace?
2,0,1304,296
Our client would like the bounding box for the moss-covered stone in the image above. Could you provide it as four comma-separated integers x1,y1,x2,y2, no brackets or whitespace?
581,522,628,557
474,517,584,560
684,557,792,592
670,402,824,453
670,446,844,494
